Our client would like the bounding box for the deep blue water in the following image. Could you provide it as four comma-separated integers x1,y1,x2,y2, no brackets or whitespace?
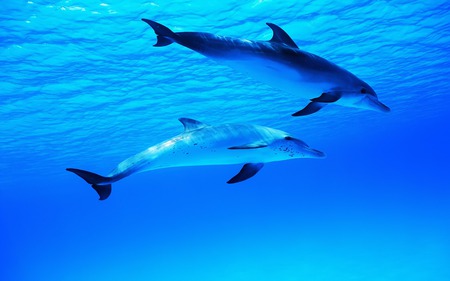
1,1,450,280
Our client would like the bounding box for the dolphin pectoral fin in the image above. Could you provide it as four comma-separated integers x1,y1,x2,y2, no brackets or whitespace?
142,19,178,47
228,142,268,150
227,163,264,184
66,168,113,200
293,92,336,116
292,102,327,116
310,92,341,103
266,23,299,49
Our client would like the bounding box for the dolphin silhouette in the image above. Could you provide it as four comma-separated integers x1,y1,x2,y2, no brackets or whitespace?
66,118,325,200
142,19,390,116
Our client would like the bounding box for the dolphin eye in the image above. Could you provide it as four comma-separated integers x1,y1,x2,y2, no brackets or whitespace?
360,88,367,94
284,136,293,140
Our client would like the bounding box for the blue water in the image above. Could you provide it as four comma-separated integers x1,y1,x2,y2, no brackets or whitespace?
1,1,450,280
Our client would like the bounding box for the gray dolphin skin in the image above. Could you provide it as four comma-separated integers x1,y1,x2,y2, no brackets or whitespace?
66,118,325,200
142,19,390,116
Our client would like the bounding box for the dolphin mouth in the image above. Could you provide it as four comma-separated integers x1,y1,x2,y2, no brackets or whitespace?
308,148,326,158
364,95,391,113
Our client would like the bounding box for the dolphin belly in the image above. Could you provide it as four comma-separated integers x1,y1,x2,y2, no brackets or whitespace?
119,123,297,173
213,54,334,100
148,144,272,170
138,131,276,171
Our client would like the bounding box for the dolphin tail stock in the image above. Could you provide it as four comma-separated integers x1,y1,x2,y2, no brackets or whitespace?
66,168,113,200
141,19,179,47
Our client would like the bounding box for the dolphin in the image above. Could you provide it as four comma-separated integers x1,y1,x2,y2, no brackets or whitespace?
66,118,325,200
142,19,390,116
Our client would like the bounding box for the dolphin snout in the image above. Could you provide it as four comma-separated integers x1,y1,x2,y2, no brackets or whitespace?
364,95,391,113
309,148,326,158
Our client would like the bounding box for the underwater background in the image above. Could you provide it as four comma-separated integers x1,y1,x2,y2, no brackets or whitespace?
1,0,450,280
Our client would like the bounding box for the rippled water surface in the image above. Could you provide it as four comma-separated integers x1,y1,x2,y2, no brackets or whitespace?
1,1,450,280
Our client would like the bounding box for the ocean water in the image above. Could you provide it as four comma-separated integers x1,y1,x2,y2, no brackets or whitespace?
1,0,450,280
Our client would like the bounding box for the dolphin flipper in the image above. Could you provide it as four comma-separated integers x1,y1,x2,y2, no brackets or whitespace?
228,141,268,149
311,92,341,103
292,102,327,116
142,19,178,47
66,168,113,200
227,163,264,184
293,92,340,116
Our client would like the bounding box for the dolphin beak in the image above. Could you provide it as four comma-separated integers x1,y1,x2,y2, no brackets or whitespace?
363,95,391,113
308,148,326,158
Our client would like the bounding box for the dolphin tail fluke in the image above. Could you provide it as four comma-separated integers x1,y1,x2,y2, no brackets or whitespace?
292,102,326,116
66,168,113,200
142,19,178,47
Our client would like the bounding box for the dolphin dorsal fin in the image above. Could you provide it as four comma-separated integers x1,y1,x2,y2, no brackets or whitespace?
266,23,299,49
179,118,208,132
